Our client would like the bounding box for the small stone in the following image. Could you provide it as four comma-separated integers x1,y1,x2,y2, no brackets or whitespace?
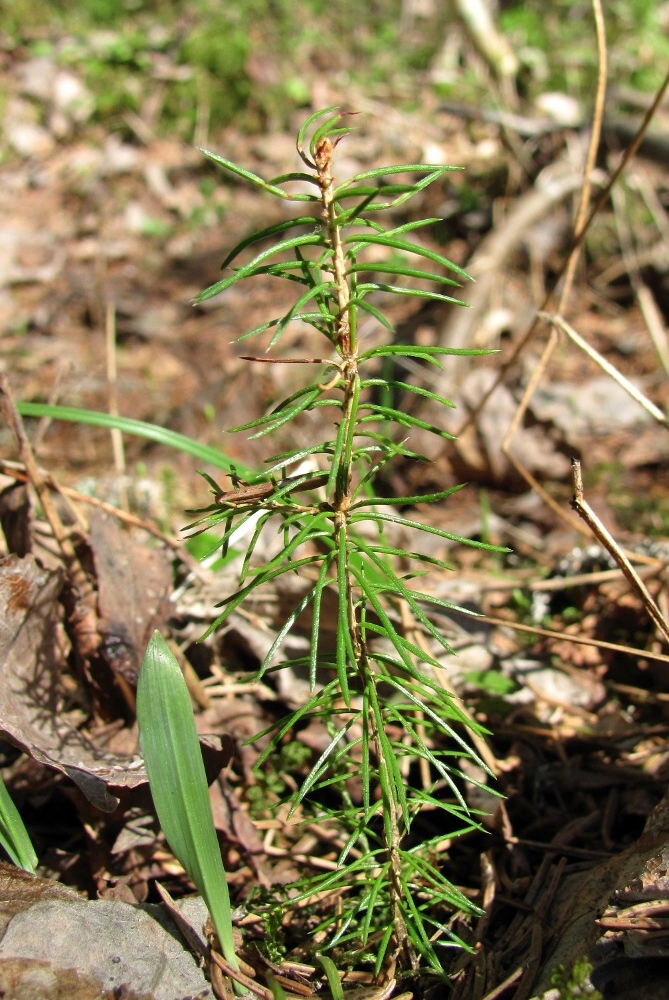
6,122,55,159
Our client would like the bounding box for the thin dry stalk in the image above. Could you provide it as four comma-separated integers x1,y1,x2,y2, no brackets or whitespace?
538,311,667,425
446,606,669,667
0,374,100,660
454,48,669,522
610,179,669,375
570,458,669,645
496,0,609,529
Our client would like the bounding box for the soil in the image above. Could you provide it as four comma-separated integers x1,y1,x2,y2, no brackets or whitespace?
1,34,669,1000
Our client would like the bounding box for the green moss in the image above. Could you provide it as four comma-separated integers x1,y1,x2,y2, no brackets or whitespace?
550,956,602,999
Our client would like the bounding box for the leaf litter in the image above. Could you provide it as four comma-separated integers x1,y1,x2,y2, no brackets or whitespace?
0,21,668,1000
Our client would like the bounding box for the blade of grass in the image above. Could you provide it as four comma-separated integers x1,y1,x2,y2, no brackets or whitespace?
136,631,238,971
0,775,37,873
16,403,248,476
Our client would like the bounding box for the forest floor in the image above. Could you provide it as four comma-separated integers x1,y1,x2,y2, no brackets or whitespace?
1,17,669,1000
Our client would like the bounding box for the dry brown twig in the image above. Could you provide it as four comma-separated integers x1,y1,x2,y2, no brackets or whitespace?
495,51,669,520
447,1,669,671
609,174,669,375
493,0,609,531
105,300,129,512
0,373,100,662
0,457,201,575
570,458,669,645
453,36,669,518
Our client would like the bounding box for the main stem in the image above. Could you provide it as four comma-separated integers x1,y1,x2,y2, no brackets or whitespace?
315,132,410,958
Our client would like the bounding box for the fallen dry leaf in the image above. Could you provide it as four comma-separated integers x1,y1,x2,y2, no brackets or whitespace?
90,510,172,686
0,553,147,812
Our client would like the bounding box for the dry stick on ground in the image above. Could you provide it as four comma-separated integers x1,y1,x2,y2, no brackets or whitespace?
454,50,669,522
0,374,100,663
0,457,203,577
105,300,129,512
610,176,669,376
570,458,669,646
534,308,668,602
494,0,608,532
537,311,667,427
448,606,669,668
439,161,591,361
452,16,669,678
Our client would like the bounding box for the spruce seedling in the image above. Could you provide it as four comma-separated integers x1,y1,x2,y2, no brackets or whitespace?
183,108,504,974
140,107,504,980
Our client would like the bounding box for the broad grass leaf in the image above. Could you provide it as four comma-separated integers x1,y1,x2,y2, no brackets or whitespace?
136,631,238,968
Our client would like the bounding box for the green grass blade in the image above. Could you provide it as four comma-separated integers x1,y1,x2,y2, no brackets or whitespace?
357,402,455,437
375,712,410,833
232,316,281,343
290,721,358,814
260,582,319,676
383,676,487,779
357,345,481,368
136,631,238,970
362,621,443,671
354,217,442,239
335,538,353,707
16,403,249,476
310,552,335,688
239,510,274,584
347,296,394,330
0,775,38,873
363,543,454,572
350,537,462,660
269,281,335,348
335,167,461,210
319,956,344,1000
297,105,340,158
336,163,462,185
310,112,350,152
351,483,464,508
325,412,349,499
252,679,342,767
229,383,322,433
358,865,391,942
249,387,323,438
267,171,321,188
203,554,323,637
262,442,336,475
346,234,472,281
350,566,415,680
359,378,457,409
351,509,507,550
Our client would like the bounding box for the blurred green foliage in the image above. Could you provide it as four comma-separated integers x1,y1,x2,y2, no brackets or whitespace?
3,0,667,135
500,0,669,96
3,0,422,134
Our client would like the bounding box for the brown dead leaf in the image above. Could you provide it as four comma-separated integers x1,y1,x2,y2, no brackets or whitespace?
90,510,171,686
0,553,148,812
